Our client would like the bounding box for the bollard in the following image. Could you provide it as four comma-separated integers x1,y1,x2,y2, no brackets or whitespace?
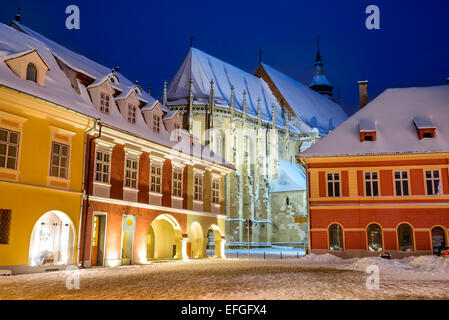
280,251,283,259
264,251,266,260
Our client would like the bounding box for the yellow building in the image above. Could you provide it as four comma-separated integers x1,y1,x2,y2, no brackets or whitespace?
0,24,97,273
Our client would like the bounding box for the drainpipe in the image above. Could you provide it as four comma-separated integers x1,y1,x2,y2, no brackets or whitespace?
80,120,102,268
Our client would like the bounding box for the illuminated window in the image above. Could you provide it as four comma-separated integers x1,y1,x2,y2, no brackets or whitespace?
128,104,136,124
327,173,340,197
153,115,160,133
26,63,37,83
172,169,183,197
150,164,162,193
394,171,409,196
367,224,382,252
125,158,138,189
365,172,379,197
194,174,203,201
50,142,70,179
95,150,110,183
425,170,441,195
0,128,20,170
100,93,110,114
212,178,220,204
329,224,343,251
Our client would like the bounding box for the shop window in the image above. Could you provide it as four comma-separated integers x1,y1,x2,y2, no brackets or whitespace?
367,224,382,252
329,224,344,251
398,223,414,252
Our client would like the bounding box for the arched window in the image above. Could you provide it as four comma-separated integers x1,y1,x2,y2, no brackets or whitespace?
329,224,344,251
215,130,225,159
398,223,414,252
26,63,37,83
367,224,383,252
431,227,446,255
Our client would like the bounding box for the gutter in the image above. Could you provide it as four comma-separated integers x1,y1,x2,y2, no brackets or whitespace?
80,120,102,268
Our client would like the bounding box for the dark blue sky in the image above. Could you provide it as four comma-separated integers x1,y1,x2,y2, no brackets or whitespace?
2,0,448,116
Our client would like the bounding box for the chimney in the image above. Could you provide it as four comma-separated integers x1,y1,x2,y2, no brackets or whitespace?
358,81,368,109
14,8,21,22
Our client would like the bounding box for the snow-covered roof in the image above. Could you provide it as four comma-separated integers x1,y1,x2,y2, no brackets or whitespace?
310,74,331,87
0,22,233,169
270,160,306,193
166,48,309,134
300,85,449,158
358,119,376,132
260,63,348,134
0,23,99,119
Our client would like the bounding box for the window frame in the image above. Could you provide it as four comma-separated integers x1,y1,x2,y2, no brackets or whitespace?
124,157,139,189
212,177,220,205
172,168,183,198
26,63,38,83
94,149,111,184
49,141,70,179
127,104,137,124
364,171,379,197
152,115,161,133
194,173,203,202
328,223,344,252
99,92,111,114
326,172,341,198
394,170,410,196
150,162,162,194
425,169,441,196
0,127,20,171
0,209,12,245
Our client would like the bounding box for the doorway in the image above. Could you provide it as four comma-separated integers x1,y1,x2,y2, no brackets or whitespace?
121,215,135,265
91,214,106,266
431,227,446,255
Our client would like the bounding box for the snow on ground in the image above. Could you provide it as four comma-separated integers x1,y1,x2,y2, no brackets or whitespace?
1,256,449,300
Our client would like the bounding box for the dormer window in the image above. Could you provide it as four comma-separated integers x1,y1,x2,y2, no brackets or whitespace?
153,115,160,133
414,117,436,140
359,119,376,142
100,93,110,114
127,104,136,124
26,63,37,83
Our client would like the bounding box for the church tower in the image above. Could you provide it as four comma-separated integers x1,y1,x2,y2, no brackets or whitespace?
309,38,334,100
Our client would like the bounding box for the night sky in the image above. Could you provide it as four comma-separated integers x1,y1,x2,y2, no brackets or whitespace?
1,0,448,116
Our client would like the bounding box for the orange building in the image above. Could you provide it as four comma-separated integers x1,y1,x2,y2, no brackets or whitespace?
299,84,449,258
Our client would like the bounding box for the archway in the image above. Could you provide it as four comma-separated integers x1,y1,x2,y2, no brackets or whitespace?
149,214,182,259
189,222,204,258
28,210,75,266
431,227,446,255
206,224,224,258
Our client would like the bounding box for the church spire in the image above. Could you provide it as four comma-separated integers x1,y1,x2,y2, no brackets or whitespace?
230,85,235,120
242,90,247,122
309,37,334,100
162,80,167,106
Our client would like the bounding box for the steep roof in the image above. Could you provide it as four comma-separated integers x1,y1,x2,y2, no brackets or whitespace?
0,22,233,169
270,160,306,193
166,48,312,134
300,85,449,158
260,63,347,134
